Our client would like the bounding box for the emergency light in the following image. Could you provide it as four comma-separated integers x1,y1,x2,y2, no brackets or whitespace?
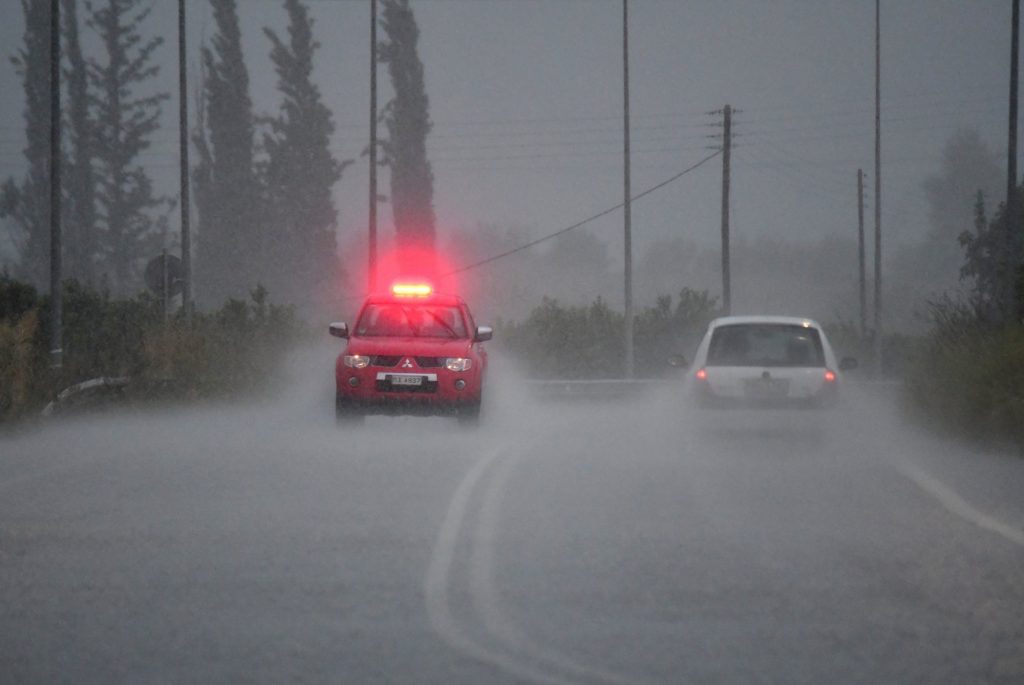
391,282,433,298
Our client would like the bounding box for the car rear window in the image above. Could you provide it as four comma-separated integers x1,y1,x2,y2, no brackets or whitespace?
706,324,825,367
356,304,468,339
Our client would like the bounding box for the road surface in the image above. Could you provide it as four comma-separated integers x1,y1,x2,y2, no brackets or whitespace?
1,356,1023,683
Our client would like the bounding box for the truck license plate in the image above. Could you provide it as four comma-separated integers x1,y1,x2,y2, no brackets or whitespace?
390,374,423,386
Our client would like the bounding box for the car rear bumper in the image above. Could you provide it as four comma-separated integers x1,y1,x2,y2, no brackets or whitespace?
693,386,839,410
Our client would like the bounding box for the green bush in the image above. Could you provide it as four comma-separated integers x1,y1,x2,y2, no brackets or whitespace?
0,277,304,423
823,320,920,377
905,301,1024,450
496,288,720,379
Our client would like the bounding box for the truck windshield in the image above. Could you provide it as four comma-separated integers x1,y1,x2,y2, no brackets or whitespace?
706,324,825,367
356,304,468,339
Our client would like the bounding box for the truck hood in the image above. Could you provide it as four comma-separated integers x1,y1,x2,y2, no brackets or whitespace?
345,336,474,357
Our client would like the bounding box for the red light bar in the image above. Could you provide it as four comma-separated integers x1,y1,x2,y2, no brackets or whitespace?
391,282,433,298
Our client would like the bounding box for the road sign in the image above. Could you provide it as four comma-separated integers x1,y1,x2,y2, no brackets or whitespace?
145,253,184,297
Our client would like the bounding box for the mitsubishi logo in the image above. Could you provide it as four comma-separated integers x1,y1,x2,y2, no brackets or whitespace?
401,358,414,369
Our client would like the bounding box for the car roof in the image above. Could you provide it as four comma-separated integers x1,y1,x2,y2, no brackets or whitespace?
708,315,823,330
363,292,466,307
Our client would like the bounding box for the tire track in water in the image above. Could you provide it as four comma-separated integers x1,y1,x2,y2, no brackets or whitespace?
425,439,656,685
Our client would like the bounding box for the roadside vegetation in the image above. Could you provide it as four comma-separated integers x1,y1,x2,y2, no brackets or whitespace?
0,275,303,425
496,287,720,379
905,187,1024,452
906,300,1024,450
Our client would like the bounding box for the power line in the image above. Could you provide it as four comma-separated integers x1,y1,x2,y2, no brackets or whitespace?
445,149,721,276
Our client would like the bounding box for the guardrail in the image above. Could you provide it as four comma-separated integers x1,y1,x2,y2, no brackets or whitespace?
524,378,673,400
41,376,131,417
524,377,902,401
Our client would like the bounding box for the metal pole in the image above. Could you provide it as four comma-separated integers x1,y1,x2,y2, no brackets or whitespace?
873,0,883,374
622,0,633,379
162,248,170,321
178,0,192,324
1011,0,1021,323
1010,0,1019,206
368,0,378,293
857,169,866,338
49,0,63,369
721,104,732,315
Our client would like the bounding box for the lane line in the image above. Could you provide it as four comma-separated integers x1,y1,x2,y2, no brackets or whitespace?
424,446,578,685
895,462,1024,548
469,446,655,685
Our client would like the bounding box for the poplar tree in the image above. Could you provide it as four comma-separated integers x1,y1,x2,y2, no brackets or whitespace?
194,0,261,306
1,0,53,288
87,0,169,295
378,0,436,252
263,0,345,306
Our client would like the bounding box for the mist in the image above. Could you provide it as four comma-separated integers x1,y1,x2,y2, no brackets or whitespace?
3,1,1024,680
3,340,1023,682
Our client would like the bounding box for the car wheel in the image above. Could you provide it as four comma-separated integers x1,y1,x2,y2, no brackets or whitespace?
335,395,364,426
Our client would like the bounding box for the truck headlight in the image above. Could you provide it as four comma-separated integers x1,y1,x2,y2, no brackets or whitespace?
343,355,370,369
445,357,472,372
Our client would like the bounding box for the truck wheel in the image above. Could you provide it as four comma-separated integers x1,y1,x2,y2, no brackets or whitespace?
456,401,481,427
335,395,364,426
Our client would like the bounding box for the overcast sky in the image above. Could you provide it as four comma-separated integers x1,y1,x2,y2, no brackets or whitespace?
0,0,1014,282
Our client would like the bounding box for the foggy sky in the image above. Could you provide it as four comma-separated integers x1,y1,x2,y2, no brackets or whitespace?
0,0,1013,312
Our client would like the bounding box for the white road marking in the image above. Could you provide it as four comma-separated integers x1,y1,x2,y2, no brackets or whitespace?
469,447,654,685
424,446,579,685
896,462,1024,548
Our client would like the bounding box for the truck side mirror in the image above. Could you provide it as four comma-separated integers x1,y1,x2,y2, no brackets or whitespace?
667,354,688,368
329,322,349,339
474,325,493,343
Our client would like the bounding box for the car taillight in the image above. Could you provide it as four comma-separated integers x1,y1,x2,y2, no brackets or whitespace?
695,368,708,381
824,369,836,383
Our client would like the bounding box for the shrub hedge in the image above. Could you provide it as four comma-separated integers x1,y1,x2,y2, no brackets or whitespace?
905,301,1024,450
0,276,303,423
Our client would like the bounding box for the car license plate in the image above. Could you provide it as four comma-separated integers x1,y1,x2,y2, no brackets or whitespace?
744,378,789,399
390,374,423,386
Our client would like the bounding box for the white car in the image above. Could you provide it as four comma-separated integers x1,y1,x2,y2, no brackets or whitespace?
680,315,857,409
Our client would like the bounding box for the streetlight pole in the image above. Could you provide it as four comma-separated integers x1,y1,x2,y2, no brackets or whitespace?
49,0,62,369
1009,0,1019,207
622,0,634,379
368,0,378,293
873,0,883,374
178,0,192,324
857,168,866,338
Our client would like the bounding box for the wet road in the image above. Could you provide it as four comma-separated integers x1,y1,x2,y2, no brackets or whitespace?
1,365,1023,683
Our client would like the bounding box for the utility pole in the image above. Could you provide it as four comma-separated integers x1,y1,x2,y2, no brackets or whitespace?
622,0,634,378
857,169,867,338
720,104,732,315
1009,0,1019,207
178,0,192,325
873,0,883,374
368,0,378,293
49,0,62,369
162,248,170,321
1010,0,1021,322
